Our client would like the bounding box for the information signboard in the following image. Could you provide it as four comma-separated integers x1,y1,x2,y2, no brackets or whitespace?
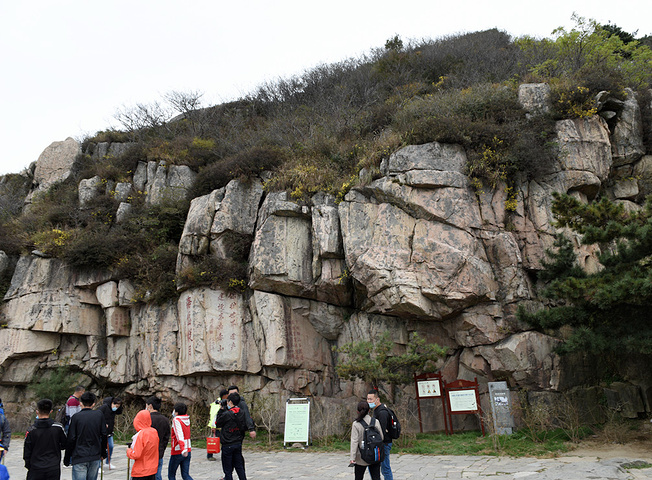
414,372,448,434
443,378,485,436
417,379,441,398
283,398,310,447
448,389,478,412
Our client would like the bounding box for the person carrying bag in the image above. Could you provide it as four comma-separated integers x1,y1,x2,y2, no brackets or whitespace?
349,401,383,480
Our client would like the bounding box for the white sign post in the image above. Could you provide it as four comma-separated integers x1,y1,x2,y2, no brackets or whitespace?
283,398,311,448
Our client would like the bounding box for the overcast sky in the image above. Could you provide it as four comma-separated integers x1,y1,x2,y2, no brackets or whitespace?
1,0,651,176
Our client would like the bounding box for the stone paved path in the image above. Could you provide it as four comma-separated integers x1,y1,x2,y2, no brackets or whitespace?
4,438,651,479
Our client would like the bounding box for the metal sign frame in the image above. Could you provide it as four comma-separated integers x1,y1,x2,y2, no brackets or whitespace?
414,372,449,434
283,397,311,448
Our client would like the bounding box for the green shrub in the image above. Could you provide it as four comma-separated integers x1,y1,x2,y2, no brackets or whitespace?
81,129,131,151
394,82,556,187
176,253,248,292
29,367,84,406
188,146,286,199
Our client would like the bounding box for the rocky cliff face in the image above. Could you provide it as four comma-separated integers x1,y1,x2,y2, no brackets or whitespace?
1,85,651,431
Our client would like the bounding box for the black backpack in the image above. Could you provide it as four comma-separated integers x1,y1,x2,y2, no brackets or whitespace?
381,405,401,440
358,418,385,464
54,399,71,428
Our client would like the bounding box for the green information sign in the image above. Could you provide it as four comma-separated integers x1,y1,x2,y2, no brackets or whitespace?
283,399,311,446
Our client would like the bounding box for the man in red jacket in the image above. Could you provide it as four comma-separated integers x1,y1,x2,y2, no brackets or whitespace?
168,403,194,480
126,410,159,480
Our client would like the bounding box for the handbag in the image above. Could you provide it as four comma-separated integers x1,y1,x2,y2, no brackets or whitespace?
206,436,221,454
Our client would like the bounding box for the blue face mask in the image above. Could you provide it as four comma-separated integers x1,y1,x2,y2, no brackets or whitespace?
368,402,376,409
112,406,118,412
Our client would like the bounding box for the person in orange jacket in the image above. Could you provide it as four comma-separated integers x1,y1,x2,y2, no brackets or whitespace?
126,410,159,480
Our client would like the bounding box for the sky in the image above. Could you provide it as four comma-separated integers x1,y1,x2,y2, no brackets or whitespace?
1,0,651,176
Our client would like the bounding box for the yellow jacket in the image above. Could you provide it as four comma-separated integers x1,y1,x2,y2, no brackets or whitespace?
207,401,220,429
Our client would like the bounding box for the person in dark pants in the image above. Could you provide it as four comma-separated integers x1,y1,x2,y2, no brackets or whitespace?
227,386,256,440
350,400,382,480
64,391,107,480
97,396,122,469
146,396,170,480
23,398,67,480
367,390,393,480
215,393,247,480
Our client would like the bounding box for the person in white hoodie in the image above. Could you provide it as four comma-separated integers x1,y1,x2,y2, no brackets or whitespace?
168,403,194,480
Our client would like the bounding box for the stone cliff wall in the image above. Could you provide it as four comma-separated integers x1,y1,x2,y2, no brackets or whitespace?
1,85,651,432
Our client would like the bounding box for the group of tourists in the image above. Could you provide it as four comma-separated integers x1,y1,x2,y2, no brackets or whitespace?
15,385,254,480
4,386,399,480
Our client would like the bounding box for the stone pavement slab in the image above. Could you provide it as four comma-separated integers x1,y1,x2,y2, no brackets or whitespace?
3,438,651,479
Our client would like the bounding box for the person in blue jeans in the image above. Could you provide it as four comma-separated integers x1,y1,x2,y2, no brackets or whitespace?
367,390,393,480
215,392,247,480
168,402,193,480
63,391,107,480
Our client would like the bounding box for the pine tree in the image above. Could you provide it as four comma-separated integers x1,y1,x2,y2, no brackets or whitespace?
519,193,652,354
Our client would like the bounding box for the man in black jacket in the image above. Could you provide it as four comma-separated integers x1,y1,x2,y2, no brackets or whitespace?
215,393,247,480
368,389,394,480
97,396,122,469
227,386,256,439
146,396,170,480
64,391,107,480
23,398,67,480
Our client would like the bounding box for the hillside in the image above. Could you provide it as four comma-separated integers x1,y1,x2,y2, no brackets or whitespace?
1,18,651,434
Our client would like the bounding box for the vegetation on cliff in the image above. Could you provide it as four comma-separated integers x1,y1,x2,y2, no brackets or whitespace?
521,193,652,354
1,16,652,303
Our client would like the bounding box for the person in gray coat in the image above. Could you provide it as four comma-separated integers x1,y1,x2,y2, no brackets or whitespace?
349,401,383,480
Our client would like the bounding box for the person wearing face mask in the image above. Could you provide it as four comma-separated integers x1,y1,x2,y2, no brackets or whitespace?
145,396,170,480
366,390,393,480
97,396,123,470
215,393,247,480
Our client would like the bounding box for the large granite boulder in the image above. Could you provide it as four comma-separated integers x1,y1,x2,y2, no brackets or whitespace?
249,199,314,297
177,287,261,375
0,251,8,276
2,256,104,336
339,182,497,319
475,331,561,389
555,117,612,182
211,179,264,239
634,155,652,200
514,116,613,269
90,142,135,160
140,161,197,205
0,328,60,366
78,175,103,207
611,88,645,166
94,300,181,383
518,83,551,116
177,188,225,272
249,291,334,370
32,137,81,191
250,192,337,302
